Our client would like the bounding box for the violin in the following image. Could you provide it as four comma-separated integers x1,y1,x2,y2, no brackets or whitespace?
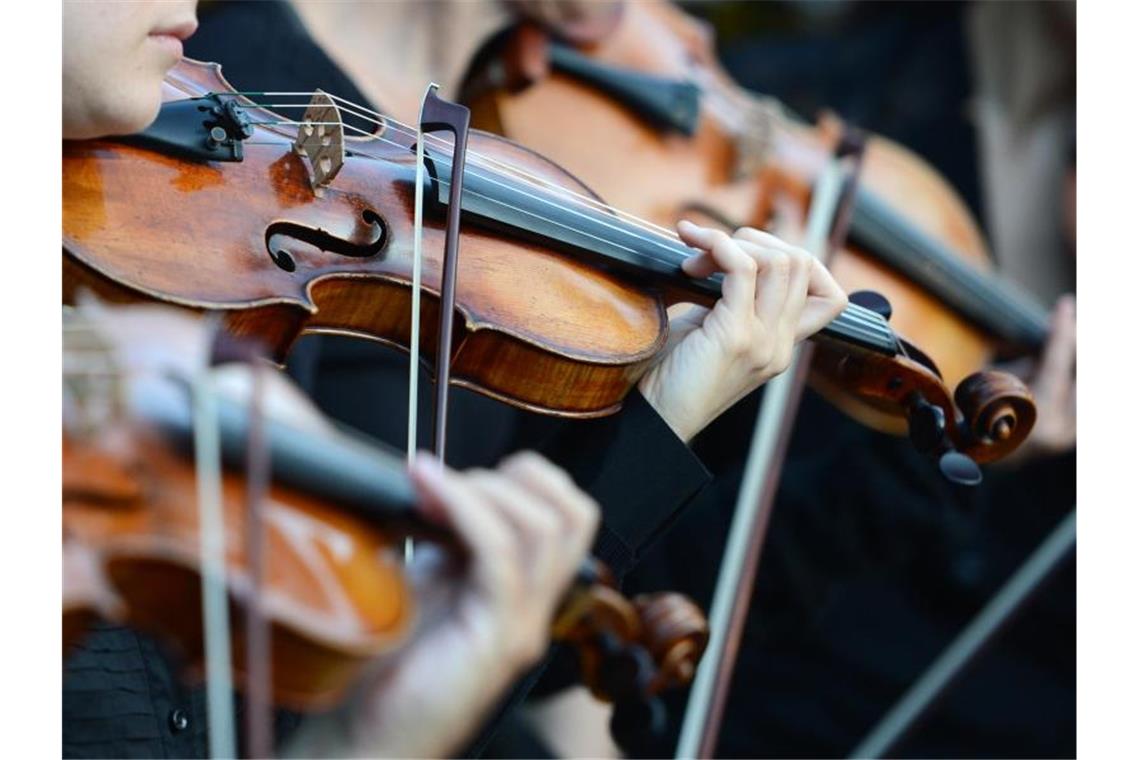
63,57,1031,466
459,0,1050,441
62,302,709,720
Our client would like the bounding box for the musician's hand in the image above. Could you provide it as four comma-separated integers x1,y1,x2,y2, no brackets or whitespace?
1001,295,1076,465
637,221,847,442
289,453,599,758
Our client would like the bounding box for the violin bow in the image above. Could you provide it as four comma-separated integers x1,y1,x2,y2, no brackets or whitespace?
419,86,472,462
406,82,469,558
193,324,276,759
237,341,272,760
675,132,867,759
407,86,430,472
850,509,1076,758
192,316,238,759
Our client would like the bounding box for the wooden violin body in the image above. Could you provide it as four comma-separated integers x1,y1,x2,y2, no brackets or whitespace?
64,397,414,710
63,397,709,712
61,304,709,713
461,0,1048,439
65,59,666,419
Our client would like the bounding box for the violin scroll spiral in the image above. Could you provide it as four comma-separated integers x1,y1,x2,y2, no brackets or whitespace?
954,370,1037,462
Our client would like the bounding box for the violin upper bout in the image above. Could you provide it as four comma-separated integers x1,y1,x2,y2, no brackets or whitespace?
164,57,238,101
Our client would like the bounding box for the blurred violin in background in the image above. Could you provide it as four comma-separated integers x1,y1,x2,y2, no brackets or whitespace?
62,300,709,738
460,0,1050,440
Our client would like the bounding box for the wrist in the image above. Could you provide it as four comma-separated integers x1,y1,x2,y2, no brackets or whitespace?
636,375,701,443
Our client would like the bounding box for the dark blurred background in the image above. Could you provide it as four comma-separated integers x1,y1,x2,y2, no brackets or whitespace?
625,2,1076,757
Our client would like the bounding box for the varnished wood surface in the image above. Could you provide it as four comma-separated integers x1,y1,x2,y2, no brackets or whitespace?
64,424,413,710
64,58,675,417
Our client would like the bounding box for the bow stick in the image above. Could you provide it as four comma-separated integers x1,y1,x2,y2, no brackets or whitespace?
850,509,1076,758
676,132,867,759
406,83,469,569
408,83,471,468
193,317,237,759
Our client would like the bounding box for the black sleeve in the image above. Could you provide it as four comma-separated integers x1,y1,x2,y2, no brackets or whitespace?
535,390,711,580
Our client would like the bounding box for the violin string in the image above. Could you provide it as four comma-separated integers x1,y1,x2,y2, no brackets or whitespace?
241,97,885,335
683,83,1048,335
252,110,696,265
244,96,674,240
266,109,693,262
247,106,710,270
250,92,684,243
692,85,1049,334
227,95,895,346
231,93,683,244
245,102,889,339
241,88,800,268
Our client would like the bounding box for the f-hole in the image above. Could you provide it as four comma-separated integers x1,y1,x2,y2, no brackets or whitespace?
266,209,386,272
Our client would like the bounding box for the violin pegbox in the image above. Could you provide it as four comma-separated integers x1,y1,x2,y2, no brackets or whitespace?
292,90,345,194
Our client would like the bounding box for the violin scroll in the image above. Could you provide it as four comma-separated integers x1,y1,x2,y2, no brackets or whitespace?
632,592,709,691
810,336,1036,473
549,575,708,753
953,370,1037,463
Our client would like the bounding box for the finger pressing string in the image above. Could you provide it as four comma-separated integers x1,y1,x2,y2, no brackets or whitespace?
796,259,849,341
677,221,758,311
499,452,598,553
409,458,511,566
750,244,793,327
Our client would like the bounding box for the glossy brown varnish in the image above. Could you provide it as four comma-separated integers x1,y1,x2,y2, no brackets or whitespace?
63,59,667,419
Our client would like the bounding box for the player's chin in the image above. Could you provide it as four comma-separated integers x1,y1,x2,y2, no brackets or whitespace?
98,89,164,138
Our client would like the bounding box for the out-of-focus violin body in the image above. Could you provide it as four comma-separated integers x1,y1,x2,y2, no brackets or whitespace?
63,57,1033,464
460,0,1051,437
62,304,709,713
62,307,414,708
65,422,414,709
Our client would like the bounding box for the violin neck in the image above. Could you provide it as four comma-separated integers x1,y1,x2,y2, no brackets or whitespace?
428,151,899,356
849,189,1050,350
135,382,447,541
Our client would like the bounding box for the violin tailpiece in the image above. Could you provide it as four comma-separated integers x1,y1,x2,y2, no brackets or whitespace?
292,90,345,193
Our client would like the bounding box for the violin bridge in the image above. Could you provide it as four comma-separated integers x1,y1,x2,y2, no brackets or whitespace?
731,96,782,180
293,90,345,194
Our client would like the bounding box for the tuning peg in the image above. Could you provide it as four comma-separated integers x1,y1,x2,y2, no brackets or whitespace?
939,451,983,486
610,695,667,754
906,396,946,454
905,395,983,486
849,289,893,321
595,633,654,703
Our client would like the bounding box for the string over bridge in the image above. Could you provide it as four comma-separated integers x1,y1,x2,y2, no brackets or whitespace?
292,90,345,192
